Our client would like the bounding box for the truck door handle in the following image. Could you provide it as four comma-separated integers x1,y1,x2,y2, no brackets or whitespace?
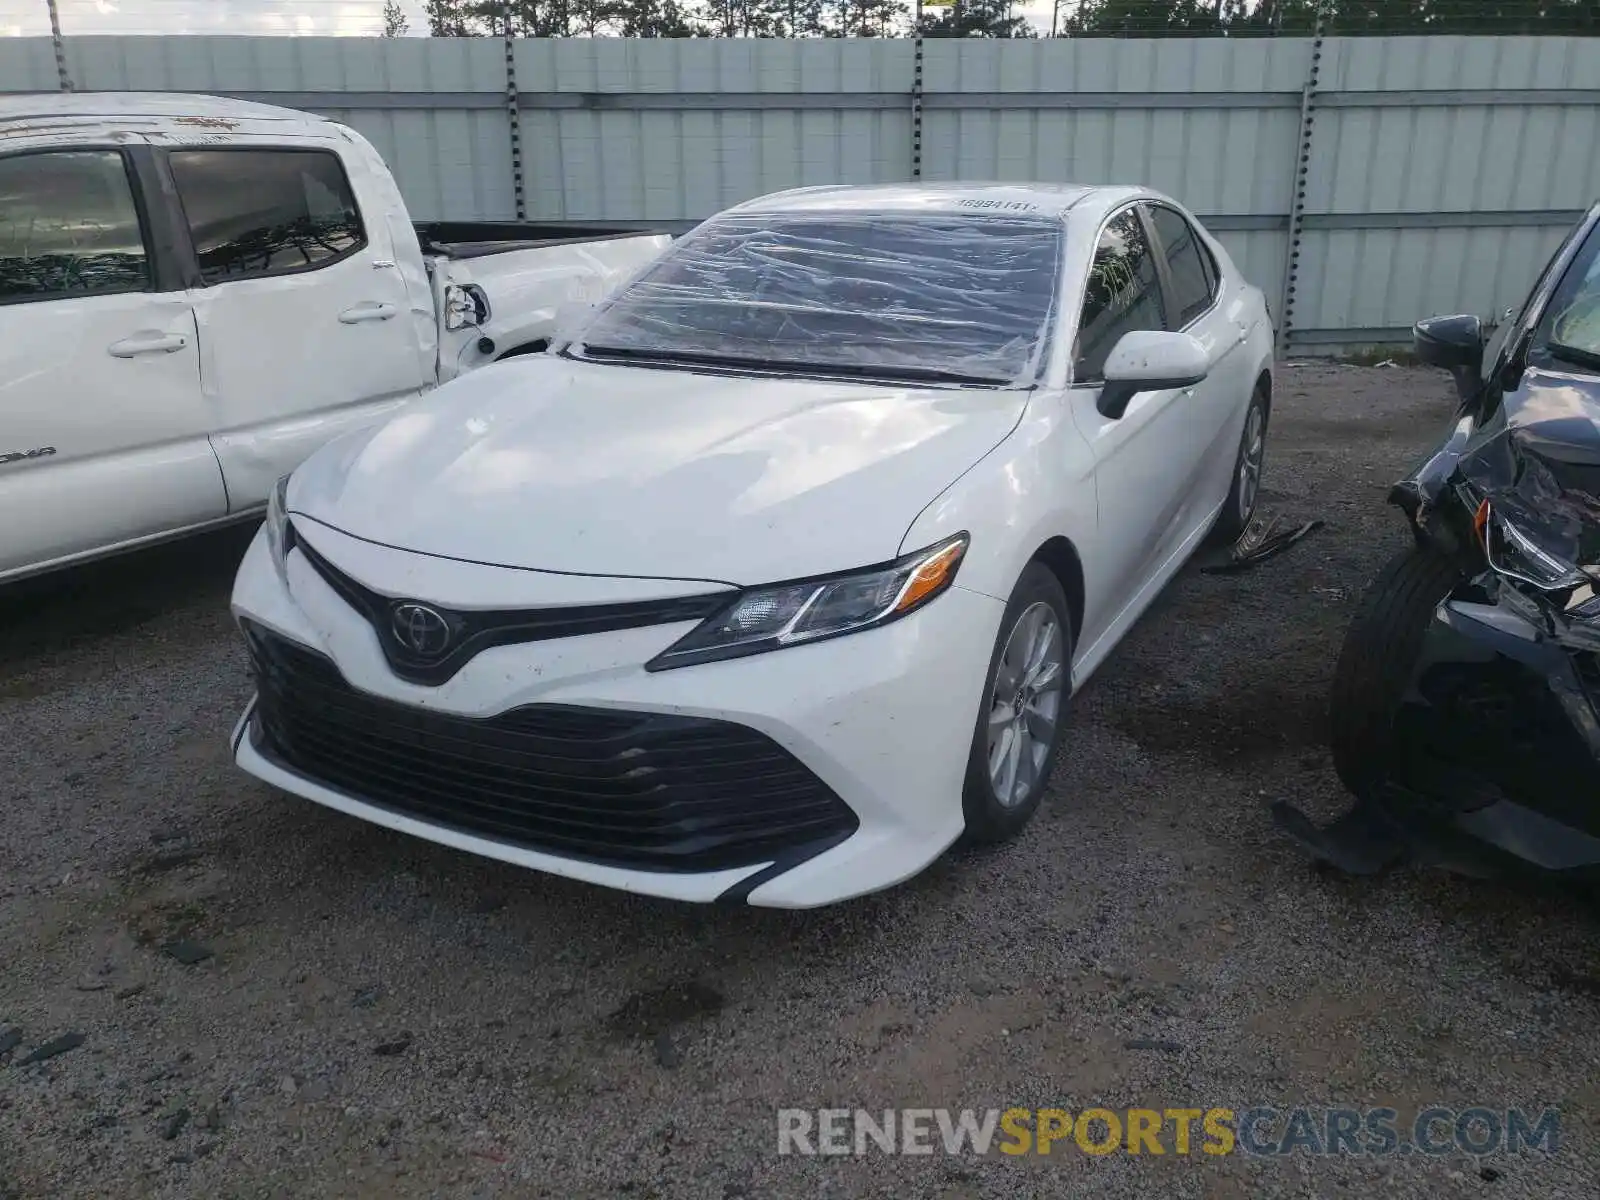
339,302,398,324
108,333,187,358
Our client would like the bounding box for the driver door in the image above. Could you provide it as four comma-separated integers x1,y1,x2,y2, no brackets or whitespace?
1069,205,1205,647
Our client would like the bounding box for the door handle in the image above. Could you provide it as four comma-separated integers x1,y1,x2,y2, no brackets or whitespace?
339,302,399,324
108,333,187,358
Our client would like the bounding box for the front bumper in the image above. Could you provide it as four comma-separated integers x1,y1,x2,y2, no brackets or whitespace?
1381,591,1600,869
1290,588,1600,875
229,526,1006,907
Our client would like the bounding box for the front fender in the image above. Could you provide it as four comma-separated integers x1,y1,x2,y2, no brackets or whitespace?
1389,474,1477,558
1387,407,1484,554
899,391,1100,621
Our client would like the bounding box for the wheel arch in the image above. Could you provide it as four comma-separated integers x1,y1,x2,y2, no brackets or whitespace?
496,337,551,361
1027,536,1085,645
1254,364,1274,427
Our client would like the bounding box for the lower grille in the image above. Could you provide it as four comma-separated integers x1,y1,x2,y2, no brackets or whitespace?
244,623,858,872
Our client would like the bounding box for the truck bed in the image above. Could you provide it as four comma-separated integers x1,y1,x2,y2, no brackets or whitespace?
415,220,687,261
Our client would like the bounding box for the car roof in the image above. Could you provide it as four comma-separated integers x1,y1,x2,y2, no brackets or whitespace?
0,91,334,134
726,182,1158,222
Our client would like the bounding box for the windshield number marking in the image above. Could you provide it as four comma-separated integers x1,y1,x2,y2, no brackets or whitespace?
955,199,1041,212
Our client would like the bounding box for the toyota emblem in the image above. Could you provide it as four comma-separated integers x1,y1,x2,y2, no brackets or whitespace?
391,603,453,658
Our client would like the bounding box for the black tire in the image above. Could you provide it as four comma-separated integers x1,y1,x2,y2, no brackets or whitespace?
961,563,1074,843
1209,381,1270,546
1329,544,1465,800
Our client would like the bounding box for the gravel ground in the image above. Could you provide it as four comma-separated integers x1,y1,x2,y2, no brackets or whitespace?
3,364,1599,1199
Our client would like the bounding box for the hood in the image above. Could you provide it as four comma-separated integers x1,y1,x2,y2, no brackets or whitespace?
288,355,1028,585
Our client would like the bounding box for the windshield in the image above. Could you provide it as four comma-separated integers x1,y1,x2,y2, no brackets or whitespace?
571,211,1063,386
1533,219,1600,371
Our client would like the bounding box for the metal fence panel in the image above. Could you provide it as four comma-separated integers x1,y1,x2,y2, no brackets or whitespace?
0,36,515,221
0,33,60,89
511,38,914,219
5,34,1600,350
1285,36,1600,347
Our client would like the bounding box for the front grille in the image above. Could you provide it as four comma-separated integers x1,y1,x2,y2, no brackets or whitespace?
244,623,858,872
292,528,729,687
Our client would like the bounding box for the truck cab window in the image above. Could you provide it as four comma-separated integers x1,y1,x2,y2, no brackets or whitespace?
167,149,366,284
0,151,150,303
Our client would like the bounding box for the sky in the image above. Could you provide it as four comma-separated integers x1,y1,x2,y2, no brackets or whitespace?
1,0,1060,40
1,1,427,37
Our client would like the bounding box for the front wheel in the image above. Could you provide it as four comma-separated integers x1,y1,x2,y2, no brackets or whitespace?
1210,382,1269,545
1328,545,1465,800
961,563,1074,843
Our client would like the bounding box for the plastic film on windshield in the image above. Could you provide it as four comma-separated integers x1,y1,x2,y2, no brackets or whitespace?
569,212,1064,386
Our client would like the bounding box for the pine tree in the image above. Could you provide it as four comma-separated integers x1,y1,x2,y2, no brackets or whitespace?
922,0,1033,38
427,1,572,37
614,0,705,35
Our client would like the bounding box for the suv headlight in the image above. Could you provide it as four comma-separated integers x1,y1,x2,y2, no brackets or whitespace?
265,474,294,582
645,533,969,671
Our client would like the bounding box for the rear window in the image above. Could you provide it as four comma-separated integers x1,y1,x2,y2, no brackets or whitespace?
573,213,1063,386
167,148,366,284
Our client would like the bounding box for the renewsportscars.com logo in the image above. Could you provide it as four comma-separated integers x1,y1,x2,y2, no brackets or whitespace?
777,1106,1561,1158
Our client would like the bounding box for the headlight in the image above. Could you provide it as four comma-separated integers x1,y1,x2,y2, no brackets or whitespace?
265,473,294,582
645,533,969,671
1477,499,1585,591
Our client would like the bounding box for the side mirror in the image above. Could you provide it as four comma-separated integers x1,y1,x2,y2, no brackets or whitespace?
443,283,491,332
1097,330,1209,420
1414,313,1484,404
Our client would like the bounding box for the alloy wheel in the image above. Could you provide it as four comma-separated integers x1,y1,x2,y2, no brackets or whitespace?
1238,402,1265,523
986,601,1066,808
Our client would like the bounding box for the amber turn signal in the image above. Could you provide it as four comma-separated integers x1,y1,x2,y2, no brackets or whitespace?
894,539,968,614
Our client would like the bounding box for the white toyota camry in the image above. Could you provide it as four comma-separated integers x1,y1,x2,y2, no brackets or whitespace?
229,183,1275,908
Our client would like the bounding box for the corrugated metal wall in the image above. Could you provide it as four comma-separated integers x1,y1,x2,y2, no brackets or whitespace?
918,37,1312,334
1296,35,1600,344
4,33,1598,352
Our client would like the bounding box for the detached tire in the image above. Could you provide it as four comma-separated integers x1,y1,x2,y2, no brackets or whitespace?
1329,544,1465,800
962,563,1074,843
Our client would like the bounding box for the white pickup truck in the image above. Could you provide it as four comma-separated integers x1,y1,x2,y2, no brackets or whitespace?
0,92,672,585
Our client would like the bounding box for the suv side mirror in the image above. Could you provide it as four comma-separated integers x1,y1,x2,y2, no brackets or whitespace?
1097,330,1209,420
1414,313,1484,404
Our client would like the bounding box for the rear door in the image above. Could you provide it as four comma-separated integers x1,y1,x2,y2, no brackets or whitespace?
1143,202,1254,523
1068,205,1199,636
0,145,224,581
165,145,430,511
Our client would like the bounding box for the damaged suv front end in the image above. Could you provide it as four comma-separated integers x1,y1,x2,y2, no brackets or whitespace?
1276,200,1600,876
